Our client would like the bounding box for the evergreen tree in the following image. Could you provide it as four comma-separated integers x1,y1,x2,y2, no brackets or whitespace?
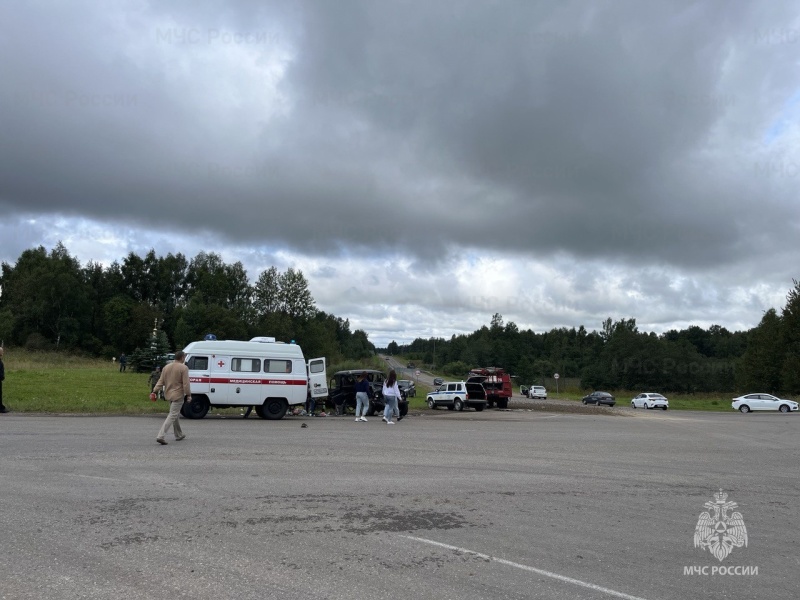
737,309,783,392
780,280,800,393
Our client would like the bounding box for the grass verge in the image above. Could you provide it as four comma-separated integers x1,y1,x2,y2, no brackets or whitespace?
546,391,734,412
2,349,737,414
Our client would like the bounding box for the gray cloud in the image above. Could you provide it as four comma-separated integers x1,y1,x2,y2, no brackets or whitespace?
2,0,799,345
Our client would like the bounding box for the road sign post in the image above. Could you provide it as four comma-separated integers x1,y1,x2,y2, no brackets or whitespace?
554,373,560,395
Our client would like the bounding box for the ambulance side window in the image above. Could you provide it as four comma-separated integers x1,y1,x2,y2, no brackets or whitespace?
265,359,293,373
186,356,208,370
231,358,261,372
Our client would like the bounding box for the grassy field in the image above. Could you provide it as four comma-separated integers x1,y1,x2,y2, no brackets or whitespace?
407,383,433,411
3,349,172,414
2,349,736,414
2,349,436,415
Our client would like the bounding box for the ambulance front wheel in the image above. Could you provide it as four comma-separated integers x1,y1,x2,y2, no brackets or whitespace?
184,396,210,419
256,398,288,420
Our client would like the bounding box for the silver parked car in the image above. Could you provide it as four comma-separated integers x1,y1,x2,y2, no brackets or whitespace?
528,385,547,399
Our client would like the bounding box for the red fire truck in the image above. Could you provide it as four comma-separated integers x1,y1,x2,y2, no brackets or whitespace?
468,367,513,409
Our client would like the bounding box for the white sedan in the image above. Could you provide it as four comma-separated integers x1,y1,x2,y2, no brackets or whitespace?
731,393,798,413
631,393,669,410
528,385,547,399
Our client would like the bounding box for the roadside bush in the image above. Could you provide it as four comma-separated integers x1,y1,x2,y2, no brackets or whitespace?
24,332,53,351
81,335,105,356
442,361,470,377
0,308,14,344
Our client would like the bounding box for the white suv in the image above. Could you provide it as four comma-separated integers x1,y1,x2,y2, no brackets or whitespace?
427,381,487,412
528,385,547,399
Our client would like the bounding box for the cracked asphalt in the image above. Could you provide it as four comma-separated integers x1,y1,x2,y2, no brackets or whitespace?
1,408,797,599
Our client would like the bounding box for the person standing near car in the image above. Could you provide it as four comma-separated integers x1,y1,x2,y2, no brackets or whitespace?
382,369,402,425
354,371,371,422
151,351,192,445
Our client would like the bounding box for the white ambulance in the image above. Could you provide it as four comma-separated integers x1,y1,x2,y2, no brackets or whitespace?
180,337,327,420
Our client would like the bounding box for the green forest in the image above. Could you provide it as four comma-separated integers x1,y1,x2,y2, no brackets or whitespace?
1,244,799,394
389,287,800,395
0,244,375,368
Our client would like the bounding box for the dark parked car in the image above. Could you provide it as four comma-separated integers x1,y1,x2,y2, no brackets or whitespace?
433,377,444,386
398,379,416,397
327,370,408,417
582,391,616,407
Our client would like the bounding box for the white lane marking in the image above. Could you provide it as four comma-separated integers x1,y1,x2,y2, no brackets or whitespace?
402,535,652,600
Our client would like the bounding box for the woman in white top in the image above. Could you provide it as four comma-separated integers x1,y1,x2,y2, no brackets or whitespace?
382,369,402,425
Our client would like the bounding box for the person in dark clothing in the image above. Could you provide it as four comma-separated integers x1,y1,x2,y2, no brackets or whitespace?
148,366,162,393
119,353,127,372
0,347,7,413
354,371,371,422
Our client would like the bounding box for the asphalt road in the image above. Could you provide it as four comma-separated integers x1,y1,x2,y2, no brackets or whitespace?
382,355,430,385
1,408,797,600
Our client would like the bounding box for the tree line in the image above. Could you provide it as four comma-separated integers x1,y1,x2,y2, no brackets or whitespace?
2,243,798,394
388,281,800,394
0,243,374,365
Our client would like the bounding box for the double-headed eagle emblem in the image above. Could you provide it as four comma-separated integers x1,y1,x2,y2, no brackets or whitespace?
694,489,748,562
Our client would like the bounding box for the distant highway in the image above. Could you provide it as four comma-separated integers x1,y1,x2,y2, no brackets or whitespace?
380,354,436,387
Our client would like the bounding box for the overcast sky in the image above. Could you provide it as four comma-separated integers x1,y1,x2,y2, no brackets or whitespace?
1,1,799,347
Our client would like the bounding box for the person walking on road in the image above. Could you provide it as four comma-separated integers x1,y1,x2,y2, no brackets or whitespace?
151,351,192,445
354,371,371,422
382,369,401,425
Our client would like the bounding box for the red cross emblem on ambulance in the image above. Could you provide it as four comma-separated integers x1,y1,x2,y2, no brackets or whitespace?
217,360,225,368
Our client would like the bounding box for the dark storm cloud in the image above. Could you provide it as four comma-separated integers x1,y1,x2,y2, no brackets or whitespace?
1,0,799,278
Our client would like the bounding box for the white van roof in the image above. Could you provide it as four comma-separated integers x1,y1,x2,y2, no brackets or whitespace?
183,339,305,358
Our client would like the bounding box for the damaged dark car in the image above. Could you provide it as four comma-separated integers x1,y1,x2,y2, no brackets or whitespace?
326,369,408,417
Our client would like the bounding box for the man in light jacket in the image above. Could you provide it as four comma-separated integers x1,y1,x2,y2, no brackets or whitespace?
151,351,192,445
